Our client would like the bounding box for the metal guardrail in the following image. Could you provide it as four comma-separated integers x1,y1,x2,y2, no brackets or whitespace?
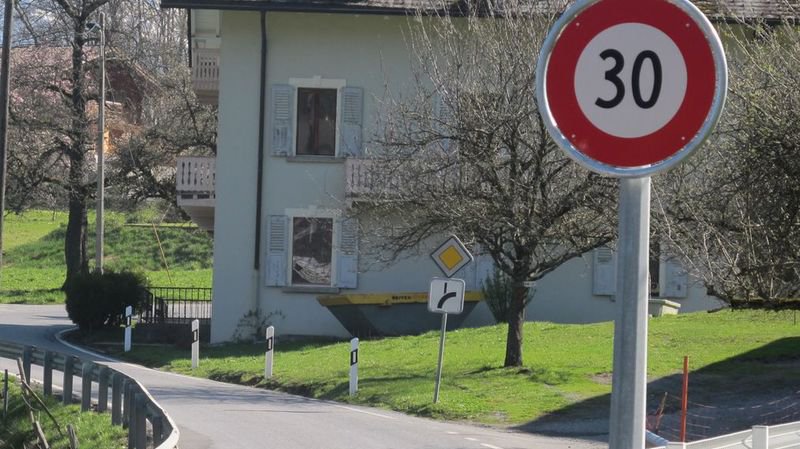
140,286,212,325
658,421,800,448
0,340,179,449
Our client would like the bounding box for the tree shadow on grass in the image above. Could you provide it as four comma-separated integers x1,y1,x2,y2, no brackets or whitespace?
514,337,800,441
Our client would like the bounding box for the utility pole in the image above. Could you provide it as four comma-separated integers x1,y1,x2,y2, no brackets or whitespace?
95,12,105,273
0,0,15,282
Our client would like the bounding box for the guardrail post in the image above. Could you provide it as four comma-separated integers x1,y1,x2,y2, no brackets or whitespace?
127,387,136,448
134,391,147,449
43,351,54,396
666,443,686,449
123,380,133,429
151,415,164,445
2,369,7,418
98,366,110,412
752,425,769,449
81,361,93,412
111,373,123,425
22,346,32,382
63,356,74,405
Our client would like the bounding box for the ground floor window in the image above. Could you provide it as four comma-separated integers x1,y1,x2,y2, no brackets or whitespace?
291,217,333,286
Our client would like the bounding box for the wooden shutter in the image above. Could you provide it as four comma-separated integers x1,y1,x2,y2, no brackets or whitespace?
661,257,688,298
592,247,616,296
265,215,288,286
340,87,364,157
270,84,293,156
336,218,358,288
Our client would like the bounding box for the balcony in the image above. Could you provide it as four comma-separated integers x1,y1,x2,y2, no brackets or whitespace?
177,156,215,232
191,48,219,105
345,158,403,202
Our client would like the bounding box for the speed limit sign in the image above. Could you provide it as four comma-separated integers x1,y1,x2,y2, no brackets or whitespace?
536,0,727,177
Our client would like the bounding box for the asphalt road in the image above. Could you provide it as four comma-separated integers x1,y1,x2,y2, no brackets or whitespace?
0,304,607,449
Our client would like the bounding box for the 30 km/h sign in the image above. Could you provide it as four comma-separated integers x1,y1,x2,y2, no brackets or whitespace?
536,0,727,177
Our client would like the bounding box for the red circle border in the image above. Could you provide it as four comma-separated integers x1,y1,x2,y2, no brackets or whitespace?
545,0,717,168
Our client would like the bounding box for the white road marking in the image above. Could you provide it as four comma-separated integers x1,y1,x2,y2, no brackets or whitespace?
464,437,478,441
333,404,397,420
446,431,459,435
480,444,504,449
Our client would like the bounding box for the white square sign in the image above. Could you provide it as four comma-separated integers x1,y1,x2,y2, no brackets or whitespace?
428,278,465,315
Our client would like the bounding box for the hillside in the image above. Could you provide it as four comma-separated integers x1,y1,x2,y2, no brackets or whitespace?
0,210,213,303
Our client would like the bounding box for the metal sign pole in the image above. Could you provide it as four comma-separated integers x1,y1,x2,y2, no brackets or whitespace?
608,177,651,449
433,312,448,403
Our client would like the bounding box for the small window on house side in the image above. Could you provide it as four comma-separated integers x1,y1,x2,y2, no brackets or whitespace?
296,88,337,156
291,217,333,286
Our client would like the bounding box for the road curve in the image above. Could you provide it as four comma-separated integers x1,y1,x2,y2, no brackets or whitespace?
0,304,607,449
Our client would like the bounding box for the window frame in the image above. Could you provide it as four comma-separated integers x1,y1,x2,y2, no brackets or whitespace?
289,77,346,158
286,207,341,287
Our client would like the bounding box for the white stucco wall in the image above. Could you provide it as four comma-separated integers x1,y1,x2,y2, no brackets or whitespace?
209,10,723,342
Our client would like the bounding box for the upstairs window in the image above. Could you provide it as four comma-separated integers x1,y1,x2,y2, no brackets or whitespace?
296,88,337,156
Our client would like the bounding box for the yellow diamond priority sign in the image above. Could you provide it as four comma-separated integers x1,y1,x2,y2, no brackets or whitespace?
430,235,473,278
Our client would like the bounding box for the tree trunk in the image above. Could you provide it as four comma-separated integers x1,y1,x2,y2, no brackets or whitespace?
64,181,88,286
503,283,528,367
64,27,90,288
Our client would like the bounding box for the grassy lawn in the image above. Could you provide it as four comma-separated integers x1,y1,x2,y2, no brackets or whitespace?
103,310,800,426
0,377,127,448
0,209,212,304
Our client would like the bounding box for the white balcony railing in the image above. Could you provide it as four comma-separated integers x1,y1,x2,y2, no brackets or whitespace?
345,158,381,198
191,48,220,94
177,156,215,195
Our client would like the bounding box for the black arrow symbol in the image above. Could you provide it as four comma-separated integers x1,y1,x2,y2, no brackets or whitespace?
438,282,457,308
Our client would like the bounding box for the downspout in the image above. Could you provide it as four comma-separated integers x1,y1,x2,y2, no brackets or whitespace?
186,9,192,67
253,10,268,333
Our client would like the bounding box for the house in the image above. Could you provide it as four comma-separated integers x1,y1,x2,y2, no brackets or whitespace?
161,0,785,343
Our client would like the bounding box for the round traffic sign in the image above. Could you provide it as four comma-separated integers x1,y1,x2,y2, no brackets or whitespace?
536,0,727,177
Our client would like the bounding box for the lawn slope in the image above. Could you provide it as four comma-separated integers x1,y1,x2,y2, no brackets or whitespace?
112,310,800,426
1,210,213,304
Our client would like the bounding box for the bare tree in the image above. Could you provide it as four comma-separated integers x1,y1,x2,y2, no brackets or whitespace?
7,0,197,286
655,22,800,308
359,0,617,367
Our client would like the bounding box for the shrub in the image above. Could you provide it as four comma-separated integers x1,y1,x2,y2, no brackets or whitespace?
65,270,149,331
481,268,533,323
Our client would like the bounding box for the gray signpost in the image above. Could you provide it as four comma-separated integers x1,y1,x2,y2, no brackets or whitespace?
536,0,727,446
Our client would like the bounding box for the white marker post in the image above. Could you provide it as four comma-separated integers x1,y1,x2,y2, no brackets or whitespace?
191,319,200,369
265,326,275,379
123,305,132,352
349,337,358,396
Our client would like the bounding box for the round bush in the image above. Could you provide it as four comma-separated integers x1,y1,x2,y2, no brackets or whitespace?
65,270,149,331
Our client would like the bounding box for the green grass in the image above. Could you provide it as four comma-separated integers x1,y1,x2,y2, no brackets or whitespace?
0,377,127,448
106,310,800,426
0,209,213,303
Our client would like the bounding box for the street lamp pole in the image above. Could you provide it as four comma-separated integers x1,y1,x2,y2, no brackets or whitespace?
0,0,15,282
95,12,105,273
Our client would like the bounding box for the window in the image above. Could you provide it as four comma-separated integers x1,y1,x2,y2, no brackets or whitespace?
291,217,333,286
296,88,337,156
270,80,363,158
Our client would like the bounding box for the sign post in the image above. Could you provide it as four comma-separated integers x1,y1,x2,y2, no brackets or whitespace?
124,305,132,353
428,277,465,403
191,319,200,369
536,0,726,446
265,325,275,379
